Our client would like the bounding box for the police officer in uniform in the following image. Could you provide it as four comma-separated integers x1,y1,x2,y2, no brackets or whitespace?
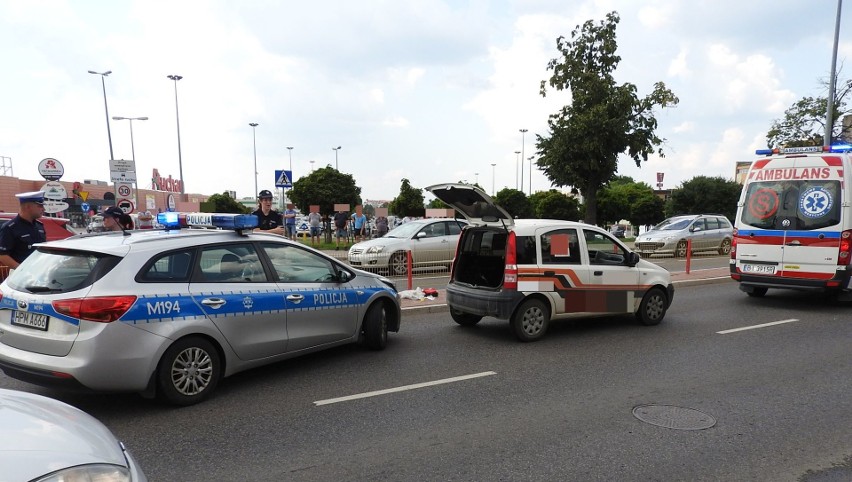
252,189,285,235
0,191,47,269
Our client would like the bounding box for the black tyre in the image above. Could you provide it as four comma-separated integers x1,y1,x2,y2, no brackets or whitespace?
511,298,550,342
719,238,732,255
746,287,768,298
675,240,688,258
389,252,407,277
450,309,482,326
157,337,221,406
363,302,388,350
636,287,668,326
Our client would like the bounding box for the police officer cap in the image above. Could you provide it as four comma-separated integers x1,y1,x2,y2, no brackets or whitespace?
16,191,45,205
103,206,124,219
258,189,273,199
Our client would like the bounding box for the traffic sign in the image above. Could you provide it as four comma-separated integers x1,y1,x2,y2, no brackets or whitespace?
116,198,135,214
42,200,69,214
116,183,133,198
109,159,136,172
81,202,90,213
275,170,292,188
110,171,137,183
41,181,67,200
38,158,64,181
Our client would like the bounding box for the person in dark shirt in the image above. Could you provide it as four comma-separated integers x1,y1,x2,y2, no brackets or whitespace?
0,191,47,269
333,209,350,250
252,189,285,235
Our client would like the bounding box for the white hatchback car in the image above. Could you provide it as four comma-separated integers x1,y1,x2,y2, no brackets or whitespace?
0,213,401,405
427,183,674,342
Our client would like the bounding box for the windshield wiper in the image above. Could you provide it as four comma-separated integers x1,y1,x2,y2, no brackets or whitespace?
25,286,63,293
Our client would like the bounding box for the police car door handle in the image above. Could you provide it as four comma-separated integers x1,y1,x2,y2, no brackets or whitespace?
286,294,305,304
201,298,226,308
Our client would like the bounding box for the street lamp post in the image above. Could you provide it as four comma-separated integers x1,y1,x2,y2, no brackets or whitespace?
310,160,315,172
249,123,259,200
166,74,185,194
528,156,534,194
491,163,496,195
332,146,342,170
88,70,115,162
519,128,528,193
514,151,521,190
475,172,479,186
112,116,148,210
285,146,294,209
825,0,843,147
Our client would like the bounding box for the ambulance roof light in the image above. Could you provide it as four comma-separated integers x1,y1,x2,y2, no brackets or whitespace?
756,144,852,156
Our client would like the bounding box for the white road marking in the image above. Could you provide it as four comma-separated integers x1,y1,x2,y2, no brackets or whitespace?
314,371,497,406
717,319,799,334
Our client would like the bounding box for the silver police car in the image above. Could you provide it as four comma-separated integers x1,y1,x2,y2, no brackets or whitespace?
0,213,400,406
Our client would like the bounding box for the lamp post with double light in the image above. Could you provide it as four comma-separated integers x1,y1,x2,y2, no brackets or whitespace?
88,70,115,162
249,123,259,201
332,146,342,170
166,74,185,194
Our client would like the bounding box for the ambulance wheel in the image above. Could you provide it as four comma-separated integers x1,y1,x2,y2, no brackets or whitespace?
157,337,221,406
746,287,768,298
511,298,550,342
675,241,688,258
363,302,388,350
636,287,667,326
450,309,482,326
719,238,732,255
389,252,407,276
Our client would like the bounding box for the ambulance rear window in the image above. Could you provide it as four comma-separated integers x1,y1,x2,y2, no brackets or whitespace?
740,180,840,230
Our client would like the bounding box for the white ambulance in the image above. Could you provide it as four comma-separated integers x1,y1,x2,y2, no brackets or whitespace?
731,145,852,299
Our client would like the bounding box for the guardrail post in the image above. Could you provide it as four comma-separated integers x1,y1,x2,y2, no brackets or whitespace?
685,239,692,274
407,250,413,290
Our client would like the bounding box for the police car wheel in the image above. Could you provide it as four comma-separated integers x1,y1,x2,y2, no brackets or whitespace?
511,298,549,342
363,302,388,350
636,287,667,326
157,337,221,406
675,241,688,258
389,252,407,276
719,238,732,255
450,309,482,326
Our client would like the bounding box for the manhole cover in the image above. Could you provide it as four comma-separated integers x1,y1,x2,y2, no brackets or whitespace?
632,404,716,430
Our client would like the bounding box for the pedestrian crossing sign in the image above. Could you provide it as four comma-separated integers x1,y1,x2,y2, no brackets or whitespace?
275,170,292,188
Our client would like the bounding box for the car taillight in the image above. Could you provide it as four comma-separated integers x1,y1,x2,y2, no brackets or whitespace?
504,231,517,290
731,228,737,258
838,230,852,265
53,296,137,323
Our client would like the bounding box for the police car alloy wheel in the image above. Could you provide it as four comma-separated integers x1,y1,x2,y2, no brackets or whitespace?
158,336,221,406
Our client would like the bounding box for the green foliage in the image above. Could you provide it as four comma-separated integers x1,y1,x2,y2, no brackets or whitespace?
201,192,250,214
529,189,580,220
389,179,425,217
427,198,448,209
631,195,666,227
668,176,741,222
597,176,661,227
288,167,362,216
767,77,852,148
536,11,678,225
493,188,533,218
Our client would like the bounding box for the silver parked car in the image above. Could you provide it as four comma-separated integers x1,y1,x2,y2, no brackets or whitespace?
0,213,401,406
0,388,147,481
347,218,467,276
634,214,734,257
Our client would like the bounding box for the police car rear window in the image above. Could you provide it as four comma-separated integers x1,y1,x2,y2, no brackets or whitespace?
6,249,120,294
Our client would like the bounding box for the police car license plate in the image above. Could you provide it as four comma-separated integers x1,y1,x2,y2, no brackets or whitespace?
742,264,776,275
11,310,49,331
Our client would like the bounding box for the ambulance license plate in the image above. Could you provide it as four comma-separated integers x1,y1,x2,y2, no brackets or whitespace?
11,310,49,331
742,264,776,275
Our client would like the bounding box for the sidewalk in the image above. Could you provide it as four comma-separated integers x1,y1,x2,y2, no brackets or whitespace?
400,266,732,312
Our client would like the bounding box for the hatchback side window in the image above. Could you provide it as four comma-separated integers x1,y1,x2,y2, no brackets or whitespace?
141,249,194,282
197,244,266,283
717,217,732,229
260,243,339,283
447,221,464,236
691,219,706,232
705,217,720,230
541,229,580,264
584,231,626,265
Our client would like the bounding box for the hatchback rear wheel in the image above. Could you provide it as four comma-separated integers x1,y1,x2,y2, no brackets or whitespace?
511,299,550,342
157,337,221,406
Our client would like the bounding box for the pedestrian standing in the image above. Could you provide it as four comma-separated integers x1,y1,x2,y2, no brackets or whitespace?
351,205,367,242
333,209,349,250
252,190,285,235
375,215,389,237
307,207,322,246
0,191,47,269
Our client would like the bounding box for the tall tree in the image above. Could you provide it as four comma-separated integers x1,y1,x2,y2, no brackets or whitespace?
597,176,658,226
288,167,362,216
388,178,425,217
766,76,852,147
537,11,678,225
493,188,533,219
668,176,741,222
200,192,250,214
529,189,580,220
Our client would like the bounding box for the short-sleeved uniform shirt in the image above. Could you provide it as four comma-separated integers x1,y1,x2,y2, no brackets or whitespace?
0,215,46,264
252,208,283,230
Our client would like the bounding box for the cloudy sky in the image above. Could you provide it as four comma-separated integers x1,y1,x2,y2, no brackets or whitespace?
1,0,850,204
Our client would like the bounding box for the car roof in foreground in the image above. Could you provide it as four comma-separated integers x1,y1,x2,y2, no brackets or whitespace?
0,388,129,481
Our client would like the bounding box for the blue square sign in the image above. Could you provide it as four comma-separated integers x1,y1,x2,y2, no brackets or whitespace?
275,170,292,188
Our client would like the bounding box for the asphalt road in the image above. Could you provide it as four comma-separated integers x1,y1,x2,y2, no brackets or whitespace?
2,281,850,481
